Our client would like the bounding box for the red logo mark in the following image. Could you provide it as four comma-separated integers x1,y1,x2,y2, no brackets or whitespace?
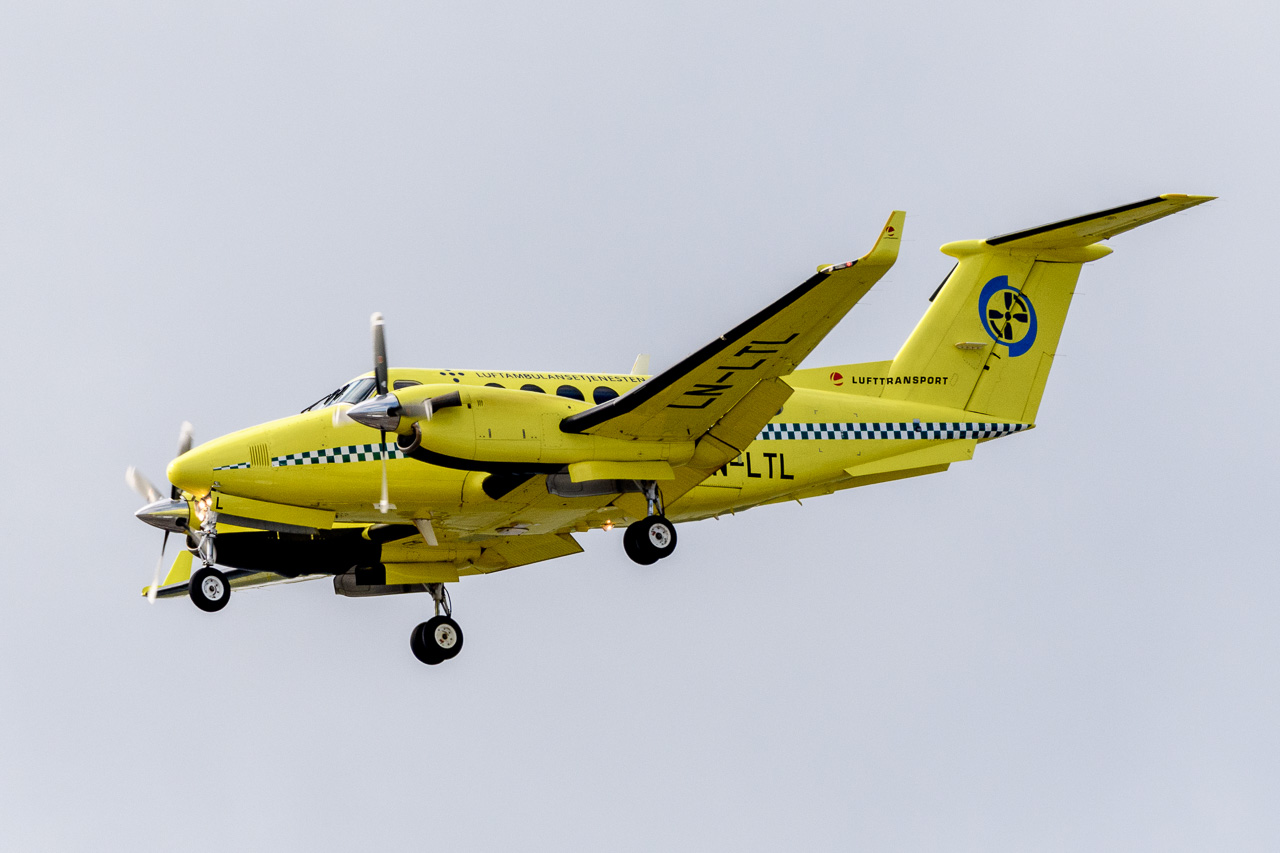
830,371,844,386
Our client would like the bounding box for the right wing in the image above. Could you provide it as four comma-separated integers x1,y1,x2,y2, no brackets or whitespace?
560,211,904,510
561,210,905,444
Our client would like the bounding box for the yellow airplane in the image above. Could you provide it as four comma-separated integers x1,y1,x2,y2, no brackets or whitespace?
126,194,1212,665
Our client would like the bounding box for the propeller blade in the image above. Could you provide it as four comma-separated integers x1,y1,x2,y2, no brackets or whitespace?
175,421,194,458
147,530,170,604
126,466,162,505
371,312,388,397
399,399,433,420
172,421,194,499
376,430,396,514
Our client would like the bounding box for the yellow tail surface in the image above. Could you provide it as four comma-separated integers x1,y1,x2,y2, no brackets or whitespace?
793,195,1213,422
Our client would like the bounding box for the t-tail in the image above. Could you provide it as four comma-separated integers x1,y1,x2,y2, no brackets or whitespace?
806,194,1213,422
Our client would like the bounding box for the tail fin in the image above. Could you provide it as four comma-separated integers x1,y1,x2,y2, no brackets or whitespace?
878,194,1213,421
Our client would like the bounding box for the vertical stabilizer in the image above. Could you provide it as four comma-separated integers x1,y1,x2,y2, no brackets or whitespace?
876,194,1212,421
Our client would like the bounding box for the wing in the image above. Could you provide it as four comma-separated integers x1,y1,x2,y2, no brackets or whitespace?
145,551,327,599
560,211,904,510
561,210,904,443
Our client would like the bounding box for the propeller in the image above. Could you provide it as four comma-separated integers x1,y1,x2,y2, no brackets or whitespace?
349,313,454,509
125,466,162,505
126,421,196,602
371,313,395,514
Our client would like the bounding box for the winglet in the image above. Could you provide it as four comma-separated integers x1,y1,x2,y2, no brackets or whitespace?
821,210,905,273
862,210,906,265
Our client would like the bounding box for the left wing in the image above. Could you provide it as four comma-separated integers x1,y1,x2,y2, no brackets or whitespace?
561,210,904,443
145,550,327,599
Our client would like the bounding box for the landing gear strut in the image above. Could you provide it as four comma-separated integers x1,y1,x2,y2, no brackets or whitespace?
410,583,464,665
188,503,230,612
623,482,677,565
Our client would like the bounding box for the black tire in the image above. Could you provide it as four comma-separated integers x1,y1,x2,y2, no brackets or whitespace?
625,516,677,564
623,522,659,565
189,567,230,613
410,621,442,665
411,616,463,665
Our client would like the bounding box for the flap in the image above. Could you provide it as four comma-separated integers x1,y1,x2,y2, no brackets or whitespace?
568,459,674,482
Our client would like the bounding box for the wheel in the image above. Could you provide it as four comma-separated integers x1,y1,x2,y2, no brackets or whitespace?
410,622,440,664
623,522,659,565
411,616,464,665
623,516,677,564
189,566,230,612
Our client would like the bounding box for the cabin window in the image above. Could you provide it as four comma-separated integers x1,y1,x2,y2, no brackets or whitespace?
520,384,545,394
593,386,620,405
556,385,585,401
393,380,421,390
485,382,504,388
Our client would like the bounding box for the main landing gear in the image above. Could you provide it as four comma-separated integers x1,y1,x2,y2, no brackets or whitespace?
622,482,678,565
410,583,464,665
188,504,230,612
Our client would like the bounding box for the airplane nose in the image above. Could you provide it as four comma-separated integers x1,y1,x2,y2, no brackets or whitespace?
167,447,213,496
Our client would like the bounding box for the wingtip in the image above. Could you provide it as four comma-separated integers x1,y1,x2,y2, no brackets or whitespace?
859,209,906,265
1161,193,1216,205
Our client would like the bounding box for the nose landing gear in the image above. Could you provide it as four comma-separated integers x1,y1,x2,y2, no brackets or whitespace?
189,565,230,612
188,504,230,612
410,583,464,665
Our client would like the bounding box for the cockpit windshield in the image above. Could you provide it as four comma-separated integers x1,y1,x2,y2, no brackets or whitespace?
301,377,377,413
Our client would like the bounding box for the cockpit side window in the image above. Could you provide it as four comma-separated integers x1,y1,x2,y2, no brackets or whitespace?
301,377,377,413
337,378,377,405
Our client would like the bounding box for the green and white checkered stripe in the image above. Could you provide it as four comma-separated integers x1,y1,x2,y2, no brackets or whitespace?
758,422,1029,441
213,462,251,471
273,443,404,467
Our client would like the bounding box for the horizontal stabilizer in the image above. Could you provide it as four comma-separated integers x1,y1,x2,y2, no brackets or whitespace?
985,194,1214,250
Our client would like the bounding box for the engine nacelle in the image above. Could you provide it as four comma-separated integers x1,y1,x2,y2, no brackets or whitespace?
385,384,693,471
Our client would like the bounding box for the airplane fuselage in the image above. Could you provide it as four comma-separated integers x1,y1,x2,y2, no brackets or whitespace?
169,366,1027,563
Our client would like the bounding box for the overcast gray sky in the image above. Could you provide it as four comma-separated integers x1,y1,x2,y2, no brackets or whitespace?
1,1,1275,850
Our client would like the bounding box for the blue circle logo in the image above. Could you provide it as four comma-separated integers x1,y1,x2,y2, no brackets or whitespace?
978,276,1038,358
